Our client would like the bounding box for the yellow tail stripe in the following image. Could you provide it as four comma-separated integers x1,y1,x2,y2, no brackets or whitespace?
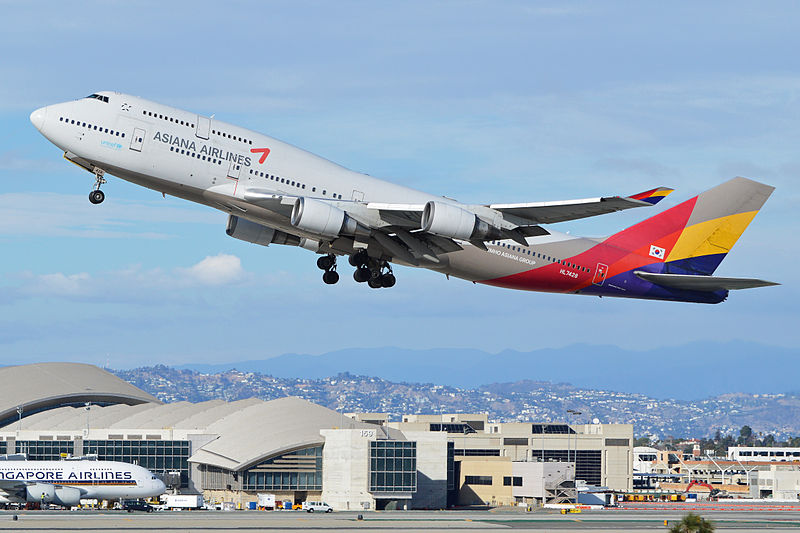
666,210,759,262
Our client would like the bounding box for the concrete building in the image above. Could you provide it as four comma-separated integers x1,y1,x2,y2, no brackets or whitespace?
634,448,800,499
0,363,634,509
751,465,800,500
728,446,800,462
390,413,633,505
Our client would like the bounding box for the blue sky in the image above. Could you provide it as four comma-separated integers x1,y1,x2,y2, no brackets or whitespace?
0,1,798,370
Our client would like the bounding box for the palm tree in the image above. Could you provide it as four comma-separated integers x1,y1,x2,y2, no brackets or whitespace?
669,513,715,533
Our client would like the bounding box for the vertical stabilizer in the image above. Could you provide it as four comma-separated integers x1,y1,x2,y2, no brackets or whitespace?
604,177,774,275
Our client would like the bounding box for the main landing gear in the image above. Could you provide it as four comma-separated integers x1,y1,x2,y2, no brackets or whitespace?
349,250,396,289
88,167,106,204
315,251,397,288
317,254,339,285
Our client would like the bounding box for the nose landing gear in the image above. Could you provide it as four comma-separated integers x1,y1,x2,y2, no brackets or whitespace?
89,168,106,204
89,190,105,204
317,254,339,285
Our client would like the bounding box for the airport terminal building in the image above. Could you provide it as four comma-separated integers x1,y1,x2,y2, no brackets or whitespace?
0,363,632,509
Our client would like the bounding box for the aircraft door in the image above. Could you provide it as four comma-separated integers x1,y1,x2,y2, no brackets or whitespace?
196,116,210,140
592,263,608,286
351,190,365,202
227,160,241,179
130,127,145,152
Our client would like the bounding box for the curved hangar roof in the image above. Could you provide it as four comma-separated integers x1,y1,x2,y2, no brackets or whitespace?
9,395,402,472
0,362,160,427
189,396,402,471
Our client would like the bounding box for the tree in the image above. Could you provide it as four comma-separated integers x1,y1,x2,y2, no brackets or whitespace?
739,425,753,445
668,513,715,533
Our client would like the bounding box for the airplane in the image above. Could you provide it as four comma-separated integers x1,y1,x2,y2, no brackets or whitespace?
29,91,778,304
0,454,166,507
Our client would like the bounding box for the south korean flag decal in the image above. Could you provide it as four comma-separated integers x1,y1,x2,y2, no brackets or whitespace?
649,244,666,260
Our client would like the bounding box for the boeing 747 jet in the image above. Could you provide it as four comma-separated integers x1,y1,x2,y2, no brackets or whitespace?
30,92,777,303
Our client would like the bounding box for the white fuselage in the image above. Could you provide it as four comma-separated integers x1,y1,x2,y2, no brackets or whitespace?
31,92,436,234
28,91,583,287
0,460,166,502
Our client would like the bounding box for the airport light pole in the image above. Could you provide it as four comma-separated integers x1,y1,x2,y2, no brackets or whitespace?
84,402,91,436
566,409,582,480
16,406,22,434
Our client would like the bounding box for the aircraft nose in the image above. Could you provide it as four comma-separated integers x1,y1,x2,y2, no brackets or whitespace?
30,106,47,131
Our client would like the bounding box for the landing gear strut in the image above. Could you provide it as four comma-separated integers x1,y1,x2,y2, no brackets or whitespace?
317,254,339,285
89,168,106,205
350,251,396,289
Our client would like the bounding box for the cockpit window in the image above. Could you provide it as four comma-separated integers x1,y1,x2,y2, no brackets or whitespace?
86,93,110,103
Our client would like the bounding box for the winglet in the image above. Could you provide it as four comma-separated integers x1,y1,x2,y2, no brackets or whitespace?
628,186,674,205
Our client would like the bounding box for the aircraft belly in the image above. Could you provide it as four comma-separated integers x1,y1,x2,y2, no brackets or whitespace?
103,165,208,205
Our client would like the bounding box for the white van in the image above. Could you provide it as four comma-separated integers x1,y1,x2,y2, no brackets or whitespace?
302,501,332,513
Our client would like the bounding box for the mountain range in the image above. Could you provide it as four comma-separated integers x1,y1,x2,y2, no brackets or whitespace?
176,341,799,400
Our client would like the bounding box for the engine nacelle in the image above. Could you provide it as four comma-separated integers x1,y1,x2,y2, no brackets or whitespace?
226,216,301,247
26,483,81,506
421,201,502,241
299,238,321,252
291,197,367,239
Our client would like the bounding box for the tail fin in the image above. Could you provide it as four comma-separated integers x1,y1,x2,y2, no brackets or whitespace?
605,177,775,275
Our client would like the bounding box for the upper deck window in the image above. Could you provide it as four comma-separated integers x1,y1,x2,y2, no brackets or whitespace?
85,94,109,103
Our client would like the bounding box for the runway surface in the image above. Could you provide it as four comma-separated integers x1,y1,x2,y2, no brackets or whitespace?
1,505,799,532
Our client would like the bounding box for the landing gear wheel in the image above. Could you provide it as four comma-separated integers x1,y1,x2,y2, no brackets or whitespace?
349,249,369,267
354,267,371,283
367,278,382,289
89,190,105,204
317,255,335,270
322,270,339,285
380,273,396,288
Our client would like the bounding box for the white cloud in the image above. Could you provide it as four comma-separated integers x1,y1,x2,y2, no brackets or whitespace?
179,254,245,286
3,254,252,305
22,272,91,297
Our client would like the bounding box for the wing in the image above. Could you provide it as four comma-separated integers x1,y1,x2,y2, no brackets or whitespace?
242,189,296,217
0,479,26,491
489,187,674,225
235,185,673,263
365,202,425,228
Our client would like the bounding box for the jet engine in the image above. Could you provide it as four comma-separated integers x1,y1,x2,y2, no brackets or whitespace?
291,197,368,239
226,216,301,247
26,483,82,506
421,201,502,241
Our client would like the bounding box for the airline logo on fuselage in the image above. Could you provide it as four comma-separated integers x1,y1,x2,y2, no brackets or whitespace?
0,469,134,481
153,132,252,167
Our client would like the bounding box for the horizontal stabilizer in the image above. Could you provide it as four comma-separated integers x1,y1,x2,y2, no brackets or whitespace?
634,271,779,291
